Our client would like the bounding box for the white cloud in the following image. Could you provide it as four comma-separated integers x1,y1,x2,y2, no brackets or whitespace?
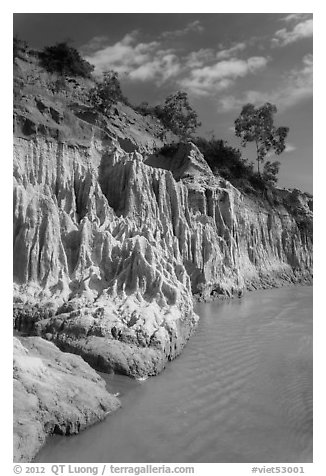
84,32,173,82
160,20,203,39
185,48,216,68
129,52,182,83
81,35,110,54
179,56,269,96
272,18,313,46
283,53,313,104
280,13,311,23
184,42,248,71
216,42,246,60
83,28,311,107
84,31,183,85
84,31,266,92
218,54,312,112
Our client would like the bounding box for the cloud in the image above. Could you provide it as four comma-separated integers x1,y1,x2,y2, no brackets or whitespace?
81,35,110,54
280,13,311,23
216,42,246,60
283,53,313,104
82,27,310,106
218,54,312,112
185,48,216,68
84,31,165,78
160,20,203,40
129,52,182,83
272,18,313,46
185,42,248,70
179,56,269,96
84,32,183,85
84,31,264,92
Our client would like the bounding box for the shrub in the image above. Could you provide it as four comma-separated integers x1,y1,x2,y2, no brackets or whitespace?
53,76,67,93
194,137,245,175
134,101,155,116
194,137,278,194
249,171,268,191
13,36,28,61
39,42,94,78
88,70,127,115
158,143,180,157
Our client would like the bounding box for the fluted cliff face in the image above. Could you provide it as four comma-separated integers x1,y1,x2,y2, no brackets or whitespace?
13,136,199,376
13,133,312,376
146,144,312,295
13,57,312,378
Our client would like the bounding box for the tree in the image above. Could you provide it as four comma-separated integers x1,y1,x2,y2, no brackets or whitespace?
234,102,289,175
88,70,126,115
39,42,94,78
154,91,201,140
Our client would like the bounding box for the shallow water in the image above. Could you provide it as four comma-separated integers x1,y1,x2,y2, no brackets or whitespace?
36,286,313,463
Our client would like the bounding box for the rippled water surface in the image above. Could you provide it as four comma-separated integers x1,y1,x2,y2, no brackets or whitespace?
36,286,313,463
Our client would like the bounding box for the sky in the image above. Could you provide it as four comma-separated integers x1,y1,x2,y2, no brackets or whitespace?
13,13,313,193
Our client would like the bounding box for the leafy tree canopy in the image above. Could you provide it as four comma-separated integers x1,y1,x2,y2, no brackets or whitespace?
234,102,289,174
154,91,201,140
88,70,126,115
262,160,281,185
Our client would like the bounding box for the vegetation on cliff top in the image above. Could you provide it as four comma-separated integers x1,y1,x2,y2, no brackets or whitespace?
39,42,94,78
14,38,290,196
193,137,281,191
149,91,201,140
88,70,129,114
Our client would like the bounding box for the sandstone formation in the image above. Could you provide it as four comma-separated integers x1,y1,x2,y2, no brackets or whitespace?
13,336,120,462
13,54,313,380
